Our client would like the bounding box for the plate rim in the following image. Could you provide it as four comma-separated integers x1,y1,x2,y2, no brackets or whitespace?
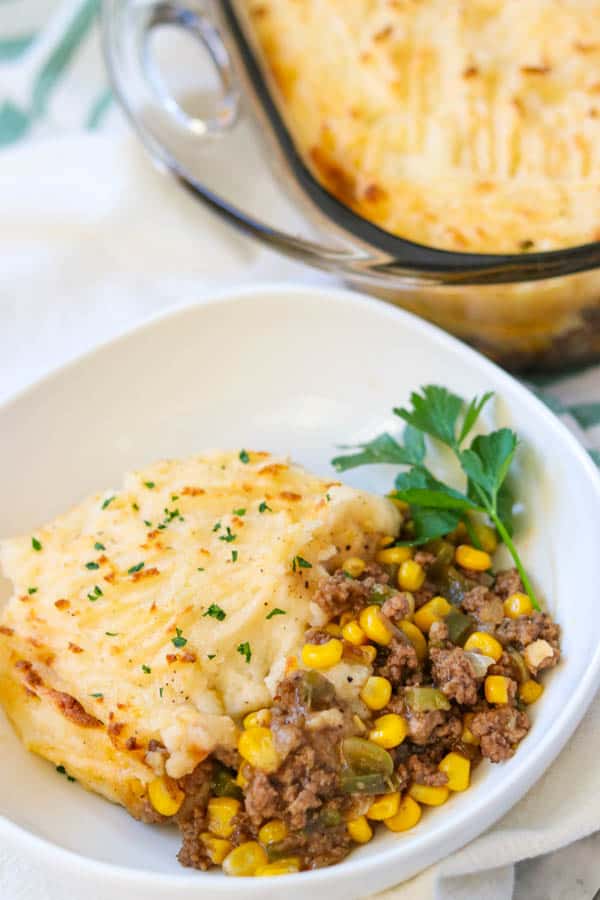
1,280,600,893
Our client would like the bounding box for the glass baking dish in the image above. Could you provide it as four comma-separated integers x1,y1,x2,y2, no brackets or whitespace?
102,0,600,372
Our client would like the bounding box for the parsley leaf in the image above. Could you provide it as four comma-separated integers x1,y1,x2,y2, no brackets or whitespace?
292,555,312,572
394,386,464,448
31,537,42,552
128,562,144,574
233,508,246,517
393,468,477,513
237,641,252,663
219,526,236,543
144,481,155,489
231,550,238,563
85,561,100,570
90,692,103,698
258,501,271,513
331,429,425,472
141,664,151,674
94,542,106,552
266,608,286,620
207,653,216,660
172,627,188,647
406,506,462,545
239,449,250,464
101,496,115,509
27,587,38,595
203,604,226,621
105,631,118,637
461,429,518,508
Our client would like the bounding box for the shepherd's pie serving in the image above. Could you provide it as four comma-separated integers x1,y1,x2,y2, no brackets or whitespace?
0,432,560,876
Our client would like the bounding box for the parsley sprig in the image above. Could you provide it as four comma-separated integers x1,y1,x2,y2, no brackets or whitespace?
332,385,538,610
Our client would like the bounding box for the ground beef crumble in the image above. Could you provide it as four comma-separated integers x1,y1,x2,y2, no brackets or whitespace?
430,647,480,705
471,706,530,762
312,564,389,618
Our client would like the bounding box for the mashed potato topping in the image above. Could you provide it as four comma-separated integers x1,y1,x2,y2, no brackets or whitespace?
0,451,398,816
242,0,600,253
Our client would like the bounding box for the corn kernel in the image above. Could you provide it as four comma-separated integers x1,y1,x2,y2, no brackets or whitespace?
369,713,408,749
342,620,367,646
438,752,470,792
343,557,366,578
376,546,413,565
408,783,450,806
455,544,492,572
301,638,343,669
359,605,393,645
519,679,544,704
255,858,301,876
236,764,251,789
258,819,288,845
238,726,280,773
360,675,392,710
461,712,479,746
200,832,232,865
398,620,427,662
398,560,426,592
413,596,452,634
340,611,355,627
243,708,272,729
347,815,373,844
504,592,533,619
384,795,422,832
471,522,498,554
222,841,268,877
207,797,240,838
148,776,185,817
324,622,343,637
464,631,504,662
485,675,512,705
367,791,401,821
361,644,378,665
379,535,396,548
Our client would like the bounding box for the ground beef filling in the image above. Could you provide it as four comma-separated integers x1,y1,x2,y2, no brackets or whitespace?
171,548,560,873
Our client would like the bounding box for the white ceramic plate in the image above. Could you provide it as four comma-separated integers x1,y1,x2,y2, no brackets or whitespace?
1,284,600,900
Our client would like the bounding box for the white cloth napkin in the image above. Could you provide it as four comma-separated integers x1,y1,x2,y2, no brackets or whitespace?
1,133,600,900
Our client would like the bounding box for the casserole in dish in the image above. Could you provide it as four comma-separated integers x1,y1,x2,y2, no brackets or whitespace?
102,0,600,371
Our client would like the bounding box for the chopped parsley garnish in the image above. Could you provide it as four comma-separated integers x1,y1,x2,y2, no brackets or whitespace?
266,608,287,620
105,631,118,637
128,562,144,574
94,542,105,551
87,584,103,602
258,501,271,513
156,507,183,530
31,537,42,552
219,526,237,543
207,653,216,660
239,449,250,464
144,520,152,527
233,508,246,516
326,493,331,502
231,550,238,563
27,587,38,595
197,567,205,572
101,496,115,509
141,664,152,674
90,692,103,699
85,561,100,570
237,641,252,663
159,687,164,698
56,765,76,782
132,502,140,512
212,521,222,532
292,555,312,572
203,604,226,621
172,627,187,647
144,481,155,489
171,494,179,502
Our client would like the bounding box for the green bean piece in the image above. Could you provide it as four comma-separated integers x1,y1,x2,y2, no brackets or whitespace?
341,737,394,775
404,686,451,711
211,765,243,800
445,610,475,645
